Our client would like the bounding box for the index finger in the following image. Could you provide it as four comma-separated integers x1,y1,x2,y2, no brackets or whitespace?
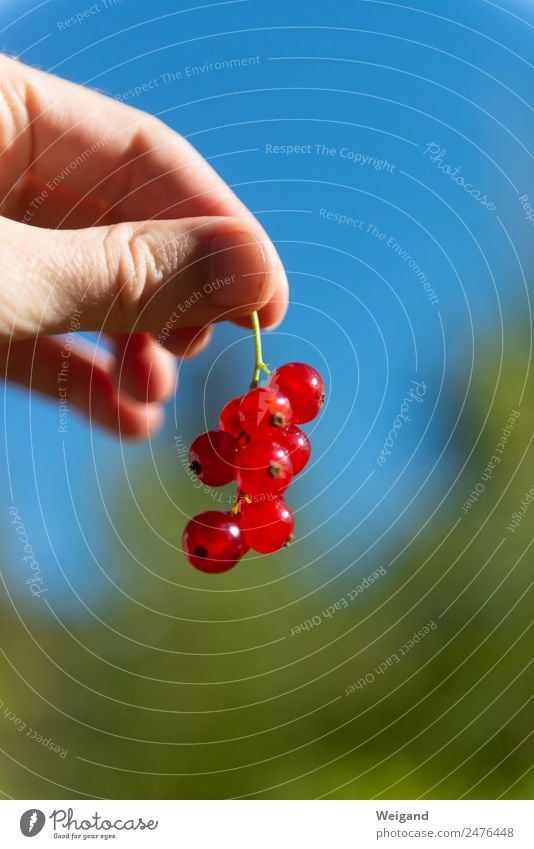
1,54,288,325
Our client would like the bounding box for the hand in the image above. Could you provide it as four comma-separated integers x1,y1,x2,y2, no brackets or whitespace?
0,54,288,437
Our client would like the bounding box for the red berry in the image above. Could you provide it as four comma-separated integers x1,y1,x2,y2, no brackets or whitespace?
240,497,294,553
277,425,311,475
183,511,246,573
268,362,325,423
189,430,238,486
238,387,292,436
218,396,242,438
235,439,293,496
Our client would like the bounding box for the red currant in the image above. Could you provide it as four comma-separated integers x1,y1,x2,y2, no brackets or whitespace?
238,387,292,436
235,439,293,495
189,430,238,486
240,497,294,553
277,425,311,475
183,511,247,573
218,395,242,438
268,362,325,423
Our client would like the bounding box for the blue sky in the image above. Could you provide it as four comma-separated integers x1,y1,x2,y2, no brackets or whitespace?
1,0,532,612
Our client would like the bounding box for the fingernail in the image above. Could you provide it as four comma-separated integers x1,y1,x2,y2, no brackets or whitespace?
208,231,267,309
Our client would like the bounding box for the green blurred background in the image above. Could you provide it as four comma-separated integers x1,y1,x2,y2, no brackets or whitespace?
1,341,533,798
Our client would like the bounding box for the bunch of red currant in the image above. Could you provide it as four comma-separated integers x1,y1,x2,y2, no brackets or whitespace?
183,358,325,573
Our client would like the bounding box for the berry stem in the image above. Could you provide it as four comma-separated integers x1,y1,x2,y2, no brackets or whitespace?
250,310,271,388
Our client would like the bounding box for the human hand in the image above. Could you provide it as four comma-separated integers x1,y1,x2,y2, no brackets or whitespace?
0,54,288,437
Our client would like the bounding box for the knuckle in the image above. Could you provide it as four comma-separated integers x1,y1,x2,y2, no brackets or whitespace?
102,222,179,324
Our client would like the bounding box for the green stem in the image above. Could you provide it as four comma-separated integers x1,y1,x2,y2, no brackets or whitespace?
249,310,271,388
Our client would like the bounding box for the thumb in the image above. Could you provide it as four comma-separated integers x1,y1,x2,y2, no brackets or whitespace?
0,216,285,342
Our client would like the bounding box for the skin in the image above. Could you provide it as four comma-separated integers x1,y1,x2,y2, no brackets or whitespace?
0,54,288,438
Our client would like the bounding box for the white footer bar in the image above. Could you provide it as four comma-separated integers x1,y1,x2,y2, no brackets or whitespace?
1,799,533,848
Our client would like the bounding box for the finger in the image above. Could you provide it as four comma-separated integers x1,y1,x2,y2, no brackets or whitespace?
13,171,110,228
0,54,288,328
0,215,283,342
0,336,164,438
159,325,213,358
109,332,177,404
232,296,289,331
1,54,279,232
1,53,243,219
